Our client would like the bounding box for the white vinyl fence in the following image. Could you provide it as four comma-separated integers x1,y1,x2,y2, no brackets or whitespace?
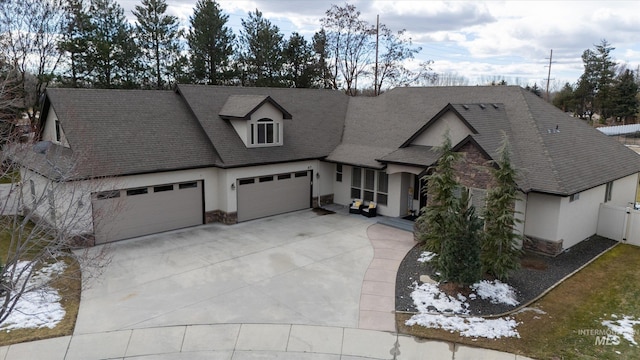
596,203,640,246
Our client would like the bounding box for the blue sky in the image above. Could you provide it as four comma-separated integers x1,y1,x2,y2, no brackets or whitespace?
119,0,640,90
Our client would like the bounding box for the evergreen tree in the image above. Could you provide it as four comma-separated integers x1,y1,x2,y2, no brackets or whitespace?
238,9,285,87
419,134,460,261
552,82,576,113
577,40,617,121
438,188,483,286
612,69,639,122
73,0,141,88
312,29,333,89
482,135,522,281
187,0,235,85
59,0,93,88
133,0,184,89
283,32,319,88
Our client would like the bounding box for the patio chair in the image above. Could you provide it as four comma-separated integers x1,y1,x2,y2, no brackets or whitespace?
361,202,377,217
349,199,364,214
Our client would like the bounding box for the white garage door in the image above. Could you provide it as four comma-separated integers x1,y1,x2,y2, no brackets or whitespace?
92,181,203,244
237,171,311,222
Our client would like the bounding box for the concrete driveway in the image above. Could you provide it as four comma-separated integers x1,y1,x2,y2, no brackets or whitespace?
75,208,377,334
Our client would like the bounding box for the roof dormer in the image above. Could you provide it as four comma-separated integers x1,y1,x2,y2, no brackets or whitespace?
220,95,291,148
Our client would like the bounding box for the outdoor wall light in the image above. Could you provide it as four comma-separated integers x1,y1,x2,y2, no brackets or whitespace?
231,183,236,190
316,172,320,179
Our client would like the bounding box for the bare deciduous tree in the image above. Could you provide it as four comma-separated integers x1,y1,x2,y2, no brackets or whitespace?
0,117,111,326
0,0,66,125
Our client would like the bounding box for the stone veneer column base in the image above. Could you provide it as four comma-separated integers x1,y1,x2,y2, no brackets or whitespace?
524,236,563,257
205,210,238,225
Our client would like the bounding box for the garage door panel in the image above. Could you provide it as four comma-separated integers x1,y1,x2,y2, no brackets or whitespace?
237,171,311,222
93,181,203,244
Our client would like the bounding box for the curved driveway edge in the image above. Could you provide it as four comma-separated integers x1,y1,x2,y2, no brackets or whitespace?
359,224,415,332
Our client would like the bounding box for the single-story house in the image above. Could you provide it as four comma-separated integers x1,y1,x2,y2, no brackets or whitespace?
12,85,640,254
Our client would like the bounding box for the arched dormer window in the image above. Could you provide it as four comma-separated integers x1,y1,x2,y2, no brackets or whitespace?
250,118,281,146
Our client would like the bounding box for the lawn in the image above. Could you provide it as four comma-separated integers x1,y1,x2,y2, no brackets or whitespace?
397,244,640,360
0,168,19,184
0,218,81,346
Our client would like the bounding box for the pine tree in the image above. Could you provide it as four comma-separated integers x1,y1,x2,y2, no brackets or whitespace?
482,134,522,281
187,0,235,85
283,32,319,88
133,0,183,89
419,133,460,262
81,0,141,88
612,69,639,122
438,188,483,286
238,9,285,87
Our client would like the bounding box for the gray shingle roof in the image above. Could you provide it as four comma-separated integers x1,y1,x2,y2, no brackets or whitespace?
40,88,221,178
35,85,639,196
329,86,640,195
219,95,292,120
176,85,349,167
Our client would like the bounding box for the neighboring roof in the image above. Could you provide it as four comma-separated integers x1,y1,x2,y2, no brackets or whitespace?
176,85,349,168
38,88,221,179
219,95,292,120
597,124,640,136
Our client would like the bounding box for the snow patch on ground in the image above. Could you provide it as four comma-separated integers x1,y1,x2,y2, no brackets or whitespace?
602,315,640,346
417,251,436,263
471,280,520,306
406,313,520,339
406,279,521,339
0,261,67,331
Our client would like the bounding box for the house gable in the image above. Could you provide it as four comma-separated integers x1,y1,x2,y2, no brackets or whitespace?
402,104,477,148
220,95,291,148
40,104,70,148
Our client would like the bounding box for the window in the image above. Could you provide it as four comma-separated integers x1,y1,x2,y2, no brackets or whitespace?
605,181,613,202
96,190,120,200
179,182,198,189
336,164,343,182
126,188,148,196
250,118,281,146
350,167,388,205
259,176,273,182
154,185,174,192
351,167,362,199
55,119,61,142
295,171,308,177
239,178,255,185
570,193,580,202
377,172,388,205
278,174,291,180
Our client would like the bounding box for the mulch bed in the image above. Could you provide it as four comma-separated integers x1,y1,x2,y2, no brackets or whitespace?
395,235,618,316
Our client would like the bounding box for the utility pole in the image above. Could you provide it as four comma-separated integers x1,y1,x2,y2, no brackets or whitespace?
545,49,554,102
374,14,379,96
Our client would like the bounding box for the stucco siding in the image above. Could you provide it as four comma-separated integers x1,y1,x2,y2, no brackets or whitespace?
557,185,603,248
523,192,561,242
41,108,69,147
411,111,472,147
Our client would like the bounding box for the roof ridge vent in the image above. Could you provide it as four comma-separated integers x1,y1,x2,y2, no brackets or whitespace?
492,103,499,109
479,104,486,110
462,104,469,110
